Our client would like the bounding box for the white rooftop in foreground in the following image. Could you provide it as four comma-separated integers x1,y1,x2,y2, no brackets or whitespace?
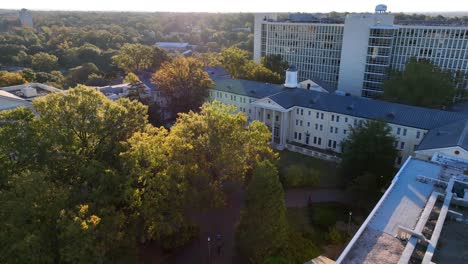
339,158,442,264
338,152,468,264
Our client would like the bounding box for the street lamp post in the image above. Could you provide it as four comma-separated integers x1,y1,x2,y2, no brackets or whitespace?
207,236,211,264
347,211,353,235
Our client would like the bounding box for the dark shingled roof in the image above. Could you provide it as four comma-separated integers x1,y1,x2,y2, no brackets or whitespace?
213,77,286,99
417,119,468,151
211,76,468,130
267,88,468,130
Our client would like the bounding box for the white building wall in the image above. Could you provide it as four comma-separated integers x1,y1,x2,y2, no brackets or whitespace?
208,89,428,165
337,13,395,96
253,13,277,62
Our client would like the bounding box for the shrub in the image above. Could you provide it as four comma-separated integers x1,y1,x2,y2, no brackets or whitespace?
284,164,320,188
328,225,346,245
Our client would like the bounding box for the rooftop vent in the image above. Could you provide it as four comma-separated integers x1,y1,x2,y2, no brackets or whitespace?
227,85,232,89
386,111,395,119
249,90,256,94
21,86,37,98
347,103,355,111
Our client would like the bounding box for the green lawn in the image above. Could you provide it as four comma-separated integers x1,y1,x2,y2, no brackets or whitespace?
278,150,343,188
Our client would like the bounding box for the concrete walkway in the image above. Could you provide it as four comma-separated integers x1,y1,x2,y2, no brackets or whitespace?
285,188,354,207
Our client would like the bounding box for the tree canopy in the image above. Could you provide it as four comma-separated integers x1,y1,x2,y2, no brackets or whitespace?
31,52,58,72
0,88,277,261
220,46,282,84
236,160,288,263
152,57,214,117
341,120,398,205
112,43,169,73
382,57,456,108
261,54,289,79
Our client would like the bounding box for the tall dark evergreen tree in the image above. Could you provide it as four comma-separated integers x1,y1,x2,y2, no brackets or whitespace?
236,160,289,263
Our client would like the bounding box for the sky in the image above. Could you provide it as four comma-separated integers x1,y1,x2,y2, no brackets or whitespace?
1,0,468,13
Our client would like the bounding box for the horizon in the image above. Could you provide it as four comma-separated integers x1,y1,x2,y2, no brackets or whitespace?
2,0,468,13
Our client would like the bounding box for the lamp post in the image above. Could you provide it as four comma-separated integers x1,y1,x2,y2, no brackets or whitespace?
207,236,211,264
347,211,353,235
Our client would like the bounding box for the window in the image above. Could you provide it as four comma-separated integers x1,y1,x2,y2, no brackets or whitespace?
307,122,310,127
318,138,322,145
296,109,299,114
397,128,401,135
300,120,303,126
313,137,317,144
330,126,334,133
308,111,311,116
298,133,302,140
345,117,348,123
321,113,324,119
354,119,358,126
296,120,298,126
333,141,337,149
335,127,338,133
315,124,318,130
316,112,319,118
343,129,347,135
301,109,304,116
294,132,297,139
275,115,279,122
403,129,407,136
328,140,332,147
331,115,335,121
249,109,251,114
305,134,310,144
416,131,421,139
400,142,405,149
397,156,402,165
267,114,271,119
320,125,323,131
336,116,340,122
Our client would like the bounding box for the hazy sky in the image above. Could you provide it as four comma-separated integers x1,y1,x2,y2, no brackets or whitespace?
2,0,468,13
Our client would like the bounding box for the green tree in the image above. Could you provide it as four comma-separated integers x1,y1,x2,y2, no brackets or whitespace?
341,120,398,189
0,71,27,87
261,54,288,78
152,57,214,116
31,52,58,72
167,101,277,205
237,160,288,263
123,72,140,84
112,43,169,72
0,85,147,263
220,46,249,78
382,57,456,108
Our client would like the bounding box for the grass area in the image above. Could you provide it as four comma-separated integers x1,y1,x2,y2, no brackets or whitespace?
278,150,343,188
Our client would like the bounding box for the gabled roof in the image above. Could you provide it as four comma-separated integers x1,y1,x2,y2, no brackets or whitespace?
266,88,468,130
204,66,231,79
417,119,468,151
213,77,286,99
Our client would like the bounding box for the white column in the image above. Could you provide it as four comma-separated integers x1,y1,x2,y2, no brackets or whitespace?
280,111,286,147
262,108,266,123
254,106,258,121
271,110,276,143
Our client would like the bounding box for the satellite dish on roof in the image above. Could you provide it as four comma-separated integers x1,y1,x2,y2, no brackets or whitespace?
375,4,388,13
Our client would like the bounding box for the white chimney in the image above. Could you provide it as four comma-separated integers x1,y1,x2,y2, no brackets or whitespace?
21,86,38,98
284,65,298,88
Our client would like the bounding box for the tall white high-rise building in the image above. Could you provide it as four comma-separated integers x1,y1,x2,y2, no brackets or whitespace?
254,5,468,97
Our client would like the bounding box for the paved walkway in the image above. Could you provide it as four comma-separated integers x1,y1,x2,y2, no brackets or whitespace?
285,188,354,207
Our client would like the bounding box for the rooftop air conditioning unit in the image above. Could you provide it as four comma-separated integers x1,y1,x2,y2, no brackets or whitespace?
21,86,38,98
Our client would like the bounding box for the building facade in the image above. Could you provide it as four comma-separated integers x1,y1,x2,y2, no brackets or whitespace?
254,7,468,97
207,67,468,165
